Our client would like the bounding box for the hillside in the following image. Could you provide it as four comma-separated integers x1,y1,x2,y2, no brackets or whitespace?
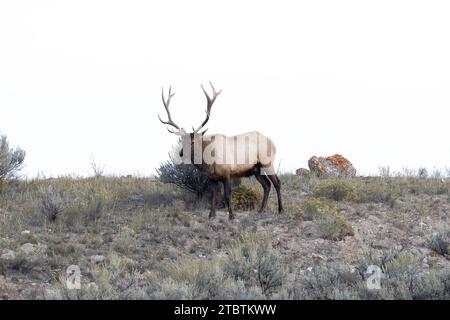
0,174,449,299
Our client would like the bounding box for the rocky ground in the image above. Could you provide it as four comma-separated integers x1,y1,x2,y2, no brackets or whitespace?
0,174,449,299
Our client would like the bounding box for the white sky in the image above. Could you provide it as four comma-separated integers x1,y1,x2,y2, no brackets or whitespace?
0,0,449,177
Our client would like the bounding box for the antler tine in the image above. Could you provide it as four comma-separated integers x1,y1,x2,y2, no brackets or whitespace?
195,81,221,133
208,81,222,96
159,85,182,133
167,127,184,136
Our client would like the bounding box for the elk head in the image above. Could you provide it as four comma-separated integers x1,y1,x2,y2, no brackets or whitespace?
158,82,222,162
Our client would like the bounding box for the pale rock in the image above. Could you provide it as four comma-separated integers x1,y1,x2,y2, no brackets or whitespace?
20,243,36,255
90,255,106,264
1,249,16,260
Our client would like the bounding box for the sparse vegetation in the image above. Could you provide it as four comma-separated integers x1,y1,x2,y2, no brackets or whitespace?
0,172,449,299
312,178,355,201
287,248,450,299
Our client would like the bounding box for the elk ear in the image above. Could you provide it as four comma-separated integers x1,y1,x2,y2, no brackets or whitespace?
200,129,208,136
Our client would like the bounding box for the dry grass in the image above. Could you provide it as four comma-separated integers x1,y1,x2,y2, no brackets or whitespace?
0,172,449,299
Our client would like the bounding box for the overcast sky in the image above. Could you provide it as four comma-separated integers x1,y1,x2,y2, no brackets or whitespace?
0,1,449,177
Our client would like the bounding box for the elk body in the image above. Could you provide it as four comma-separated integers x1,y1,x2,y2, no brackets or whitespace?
158,82,283,220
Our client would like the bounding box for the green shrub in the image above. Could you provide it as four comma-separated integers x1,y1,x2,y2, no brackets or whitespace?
428,227,449,256
291,262,359,299
0,249,44,274
143,188,178,208
231,185,261,211
83,194,105,222
214,279,265,300
0,134,26,185
284,205,303,219
146,257,265,300
356,248,450,299
223,233,285,295
312,178,355,201
302,198,328,220
313,207,354,241
289,248,450,300
352,178,394,203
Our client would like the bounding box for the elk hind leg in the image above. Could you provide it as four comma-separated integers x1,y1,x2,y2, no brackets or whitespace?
254,170,271,213
267,173,284,213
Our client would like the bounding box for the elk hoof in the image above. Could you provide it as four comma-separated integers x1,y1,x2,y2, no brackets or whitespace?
228,213,235,220
208,212,216,219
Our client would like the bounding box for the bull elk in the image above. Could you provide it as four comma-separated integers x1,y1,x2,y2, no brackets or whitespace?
158,82,283,220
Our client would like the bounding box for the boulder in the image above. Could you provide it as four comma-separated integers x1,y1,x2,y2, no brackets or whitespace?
308,154,356,177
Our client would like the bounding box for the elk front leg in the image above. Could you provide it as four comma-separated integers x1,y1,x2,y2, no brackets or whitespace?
209,180,219,219
223,177,234,220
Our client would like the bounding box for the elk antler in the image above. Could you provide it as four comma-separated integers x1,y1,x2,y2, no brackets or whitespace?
158,86,185,135
194,81,222,133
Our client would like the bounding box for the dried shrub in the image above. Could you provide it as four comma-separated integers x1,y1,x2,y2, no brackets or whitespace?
157,161,210,198
37,186,66,221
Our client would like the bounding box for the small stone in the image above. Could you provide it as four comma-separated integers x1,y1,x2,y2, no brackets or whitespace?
371,239,391,249
1,249,16,260
87,282,98,290
368,215,381,224
20,243,36,255
311,253,328,261
122,257,137,266
90,255,106,264
21,230,31,235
